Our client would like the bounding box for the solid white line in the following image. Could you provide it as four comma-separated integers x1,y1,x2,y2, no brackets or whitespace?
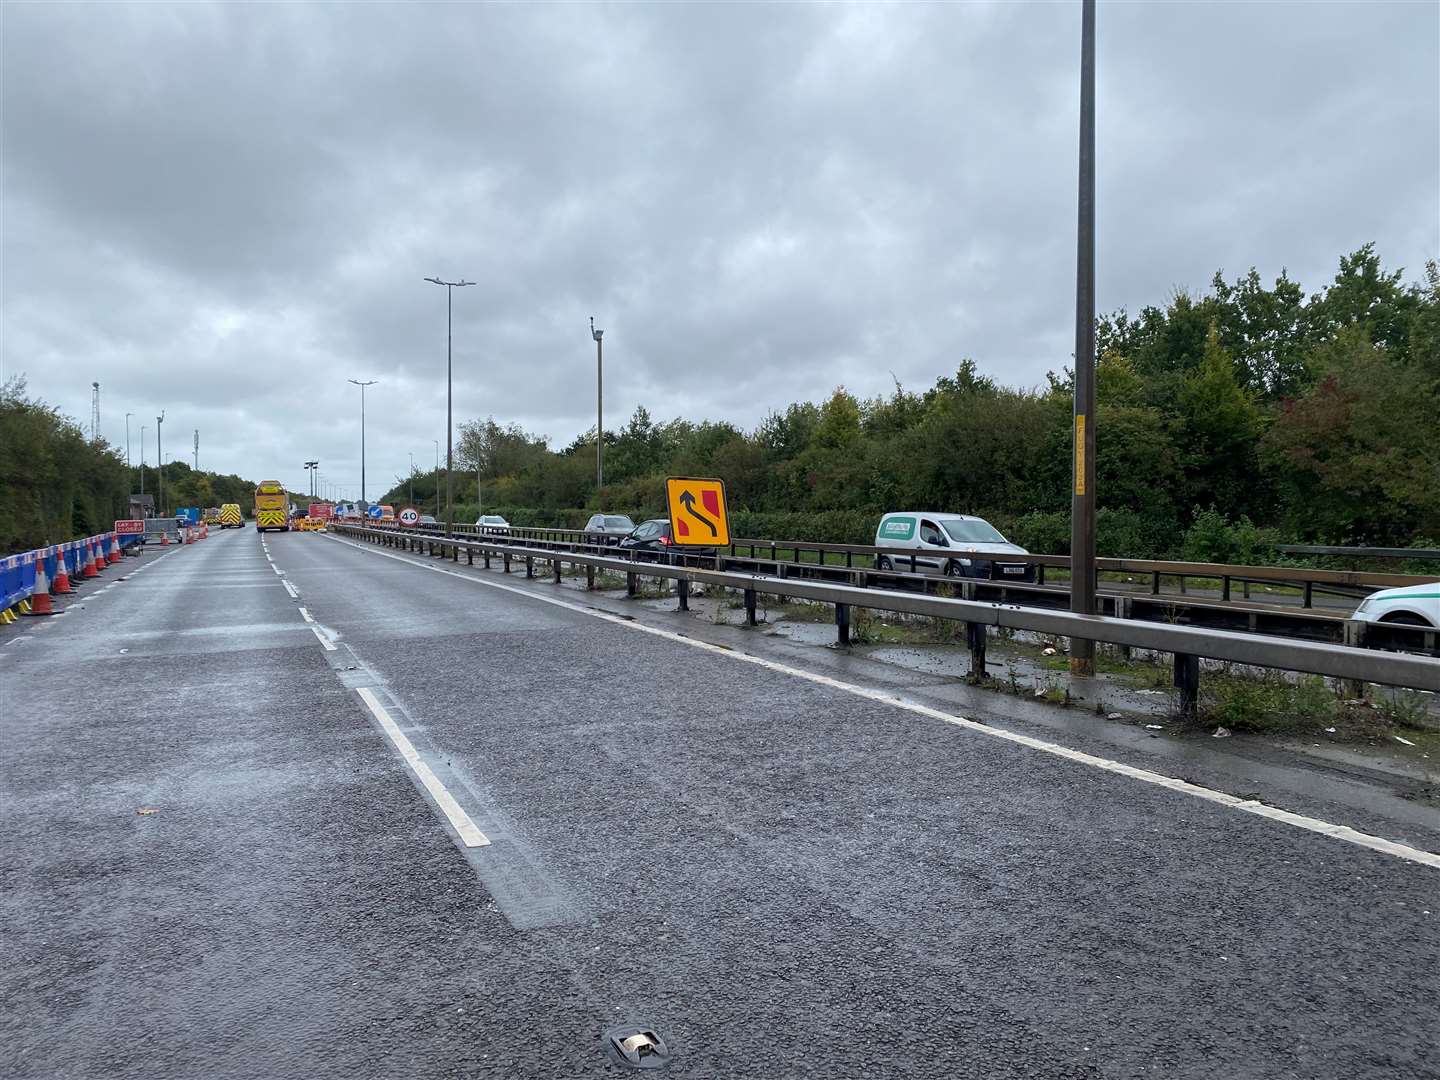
326,535,1440,872
298,606,315,623
283,580,299,599
310,625,337,651
355,686,490,848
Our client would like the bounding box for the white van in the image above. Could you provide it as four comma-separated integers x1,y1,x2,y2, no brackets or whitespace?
874,512,1034,580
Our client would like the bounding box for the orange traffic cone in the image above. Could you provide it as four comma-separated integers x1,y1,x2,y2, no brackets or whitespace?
185,528,194,545
52,547,73,594
92,538,107,574
105,535,118,564
82,540,100,578
161,530,170,546
25,554,56,615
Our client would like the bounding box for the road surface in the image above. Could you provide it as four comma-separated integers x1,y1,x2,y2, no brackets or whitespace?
3,526,1437,1079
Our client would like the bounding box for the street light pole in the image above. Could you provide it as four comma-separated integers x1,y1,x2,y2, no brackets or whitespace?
125,413,132,476
139,426,146,497
433,439,440,518
590,317,604,491
425,276,474,536
408,453,415,508
1070,0,1098,676
156,411,165,516
348,379,377,503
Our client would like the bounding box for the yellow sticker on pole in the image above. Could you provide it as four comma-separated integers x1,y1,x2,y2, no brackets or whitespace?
1074,414,1087,496
665,477,730,546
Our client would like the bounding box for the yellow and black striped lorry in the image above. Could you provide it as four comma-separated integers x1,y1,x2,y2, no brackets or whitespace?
219,504,243,528
253,482,289,532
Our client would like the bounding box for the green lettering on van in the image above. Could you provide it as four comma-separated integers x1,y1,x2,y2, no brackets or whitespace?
880,517,915,540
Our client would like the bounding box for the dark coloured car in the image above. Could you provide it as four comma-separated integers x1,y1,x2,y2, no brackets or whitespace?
616,518,716,564
584,513,636,545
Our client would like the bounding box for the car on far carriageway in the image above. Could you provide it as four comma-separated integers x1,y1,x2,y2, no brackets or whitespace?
873,512,1034,581
617,518,713,563
474,514,511,534
584,513,636,545
418,514,438,526
1351,582,1440,627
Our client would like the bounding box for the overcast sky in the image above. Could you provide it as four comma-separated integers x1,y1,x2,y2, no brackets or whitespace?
3,1,1436,499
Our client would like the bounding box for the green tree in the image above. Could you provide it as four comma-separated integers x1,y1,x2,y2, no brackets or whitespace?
1263,329,1440,542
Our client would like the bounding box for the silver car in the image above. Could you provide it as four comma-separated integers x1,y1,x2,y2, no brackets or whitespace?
474,514,511,534
874,512,1034,581
584,513,636,545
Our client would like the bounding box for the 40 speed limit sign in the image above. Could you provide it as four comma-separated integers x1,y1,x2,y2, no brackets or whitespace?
398,507,420,527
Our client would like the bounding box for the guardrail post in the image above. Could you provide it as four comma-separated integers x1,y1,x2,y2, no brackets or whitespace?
1341,620,1368,698
1037,564,1046,586
626,571,637,597
744,588,757,626
467,546,473,565
678,576,689,611
484,549,491,569
553,559,562,584
836,602,850,645
966,622,987,680
1151,571,1160,595
1173,653,1199,717
452,543,459,562
503,551,511,573
1303,581,1314,608
1242,580,1251,599
586,564,595,590
1221,576,1231,602
525,555,533,578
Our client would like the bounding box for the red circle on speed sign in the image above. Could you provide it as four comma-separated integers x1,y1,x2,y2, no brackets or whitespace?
398,507,420,527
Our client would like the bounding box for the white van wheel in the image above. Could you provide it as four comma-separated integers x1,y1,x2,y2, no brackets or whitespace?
877,557,893,572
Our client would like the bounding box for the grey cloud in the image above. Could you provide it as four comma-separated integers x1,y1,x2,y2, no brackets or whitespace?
3,1,1435,496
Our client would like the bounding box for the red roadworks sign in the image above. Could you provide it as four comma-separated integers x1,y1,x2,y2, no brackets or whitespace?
114,520,145,535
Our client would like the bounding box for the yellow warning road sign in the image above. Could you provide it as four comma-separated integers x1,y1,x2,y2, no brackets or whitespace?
665,477,730,546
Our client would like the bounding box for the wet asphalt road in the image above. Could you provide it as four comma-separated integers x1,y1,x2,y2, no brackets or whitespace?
2,526,1438,1080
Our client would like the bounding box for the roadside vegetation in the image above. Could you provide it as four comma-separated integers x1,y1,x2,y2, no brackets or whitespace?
382,246,1440,564
0,376,260,553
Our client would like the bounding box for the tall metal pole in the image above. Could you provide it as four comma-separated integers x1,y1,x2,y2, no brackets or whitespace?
1069,0,1098,676
139,425,146,497
193,429,199,471
409,453,415,508
433,439,440,517
591,317,604,491
156,411,164,516
425,277,474,534
349,379,377,503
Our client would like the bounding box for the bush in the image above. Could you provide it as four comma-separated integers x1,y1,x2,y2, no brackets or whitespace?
1181,508,1279,564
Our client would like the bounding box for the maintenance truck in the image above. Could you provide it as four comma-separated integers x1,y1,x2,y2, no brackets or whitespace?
253,481,288,532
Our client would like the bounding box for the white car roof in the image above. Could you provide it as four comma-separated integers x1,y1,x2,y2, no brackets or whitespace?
882,512,985,521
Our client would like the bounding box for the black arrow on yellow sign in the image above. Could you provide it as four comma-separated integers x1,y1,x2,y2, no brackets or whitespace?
678,490,718,537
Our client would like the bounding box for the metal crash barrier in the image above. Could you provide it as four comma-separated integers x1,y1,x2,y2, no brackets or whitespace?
331,523,1440,713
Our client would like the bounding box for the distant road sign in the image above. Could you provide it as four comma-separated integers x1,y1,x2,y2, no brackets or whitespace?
114,520,145,535
665,477,730,546
367,504,383,520
398,507,420,527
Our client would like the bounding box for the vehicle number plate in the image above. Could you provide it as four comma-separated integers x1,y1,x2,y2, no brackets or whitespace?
1002,566,1025,575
